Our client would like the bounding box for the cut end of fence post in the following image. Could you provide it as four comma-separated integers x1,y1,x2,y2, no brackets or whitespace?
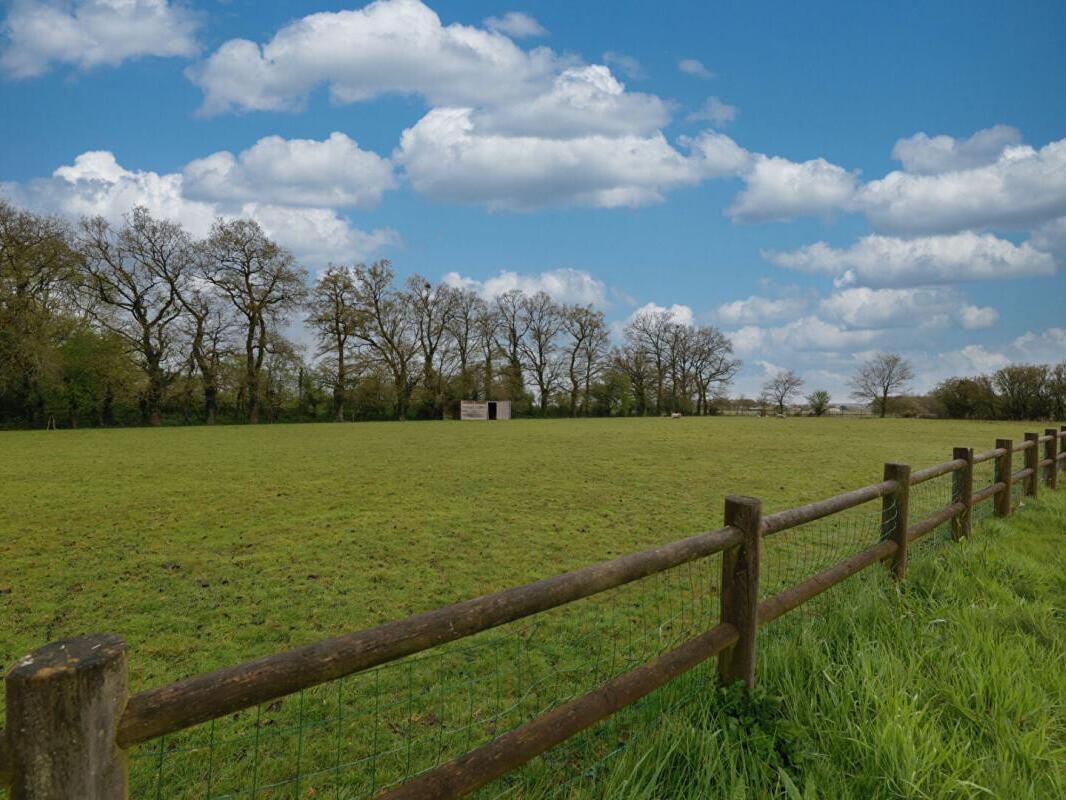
5,633,129,800
882,463,910,580
994,439,1013,517
718,496,761,690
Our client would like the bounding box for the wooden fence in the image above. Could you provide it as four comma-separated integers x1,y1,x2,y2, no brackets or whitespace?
1,425,1063,799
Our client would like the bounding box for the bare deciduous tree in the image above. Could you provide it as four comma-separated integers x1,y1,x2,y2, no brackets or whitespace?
520,291,564,415
762,369,804,415
349,260,421,420
306,266,360,422
201,219,307,424
76,208,189,425
561,304,607,416
849,353,914,417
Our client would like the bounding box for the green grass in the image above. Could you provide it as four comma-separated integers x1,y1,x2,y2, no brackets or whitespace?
573,488,1066,799
0,417,1061,798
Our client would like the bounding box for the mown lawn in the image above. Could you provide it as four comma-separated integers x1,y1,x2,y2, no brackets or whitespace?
0,417,1062,798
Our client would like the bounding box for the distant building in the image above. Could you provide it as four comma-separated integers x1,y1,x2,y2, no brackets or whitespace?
459,400,511,420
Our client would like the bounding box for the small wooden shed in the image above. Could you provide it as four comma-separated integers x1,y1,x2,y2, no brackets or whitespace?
459,400,511,420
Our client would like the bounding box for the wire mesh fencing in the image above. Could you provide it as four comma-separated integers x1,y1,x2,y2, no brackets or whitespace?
127,553,723,800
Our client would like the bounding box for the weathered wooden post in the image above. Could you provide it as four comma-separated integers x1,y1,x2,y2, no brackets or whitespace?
881,463,910,579
994,439,1013,516
1045,428,1058,490
1024,433,1040,498
718,496,761,689
951,448,973,540
5,634,128,800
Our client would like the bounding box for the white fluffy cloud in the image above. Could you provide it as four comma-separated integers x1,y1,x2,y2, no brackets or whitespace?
891,125,1022,175
727,154,859,223
471,65,671,138
482,11,546,38
766,231,1055,287
729,316,880,355
715,295,807,325
678,58,712,78
442,268,608,306
188,0,560,114
182,133,395,209
8,151,398,267
687,97,737,127
1,0,199,78
858,137,1066,234
819,287,998,331
394,108,742,210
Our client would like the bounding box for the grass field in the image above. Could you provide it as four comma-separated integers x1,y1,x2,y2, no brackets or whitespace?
1,417,1063,798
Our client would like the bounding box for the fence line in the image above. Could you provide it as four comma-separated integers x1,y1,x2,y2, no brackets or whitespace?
1,425,1064,799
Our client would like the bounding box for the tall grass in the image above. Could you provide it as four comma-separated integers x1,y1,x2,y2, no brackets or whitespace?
555,491,1066,799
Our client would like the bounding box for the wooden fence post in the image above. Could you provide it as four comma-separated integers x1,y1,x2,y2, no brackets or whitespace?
951,448,973,540
1024,432,1040,498
994,439,1012,516
5,634,128,800
1045,428,1058,490
881,463,910,579
718,496,761,689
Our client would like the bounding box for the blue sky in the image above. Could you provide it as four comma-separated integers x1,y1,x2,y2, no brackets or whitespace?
1,0,1064,399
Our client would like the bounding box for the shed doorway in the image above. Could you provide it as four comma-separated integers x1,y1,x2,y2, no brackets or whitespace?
488,401,498,420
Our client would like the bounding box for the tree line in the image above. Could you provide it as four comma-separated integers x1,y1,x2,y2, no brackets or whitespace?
755,353,1066,421
0,201,743,428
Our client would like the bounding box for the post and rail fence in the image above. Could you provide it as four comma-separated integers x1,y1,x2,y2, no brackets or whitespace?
2,426,1064,799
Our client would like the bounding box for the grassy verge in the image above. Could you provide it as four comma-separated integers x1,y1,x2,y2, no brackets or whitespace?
574,489,1066,799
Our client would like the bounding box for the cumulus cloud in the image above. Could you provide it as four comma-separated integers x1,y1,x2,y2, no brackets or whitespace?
1,0,199,78
858,137,1066,234
182,132,395,209
729,316,880,355
442,268,608,306
187,0,560,114
483,11,546,38
715,294,807,325
9,150,398,267
1030,216,1066,255
678,58,713,78
891,125,1022,175
687,96,737,127
818,287,998,331
765,231,1055,287
1011,327,1066,363
726,154,859,223
471,64,671,138
394,108,746,210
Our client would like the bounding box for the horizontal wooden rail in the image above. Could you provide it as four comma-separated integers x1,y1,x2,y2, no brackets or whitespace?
973,447,1006,464
761,480,897,535
375,622,740,800
1011,467,1034,483
906,502,965,542
910,459,965,484
1039,457,1054,468
117,524,743,746
972,482,1006,504
757,540,897,626
1013,440,1037,452
1038,434,1053,443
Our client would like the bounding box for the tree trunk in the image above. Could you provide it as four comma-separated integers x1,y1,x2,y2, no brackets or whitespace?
204,384,218,425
